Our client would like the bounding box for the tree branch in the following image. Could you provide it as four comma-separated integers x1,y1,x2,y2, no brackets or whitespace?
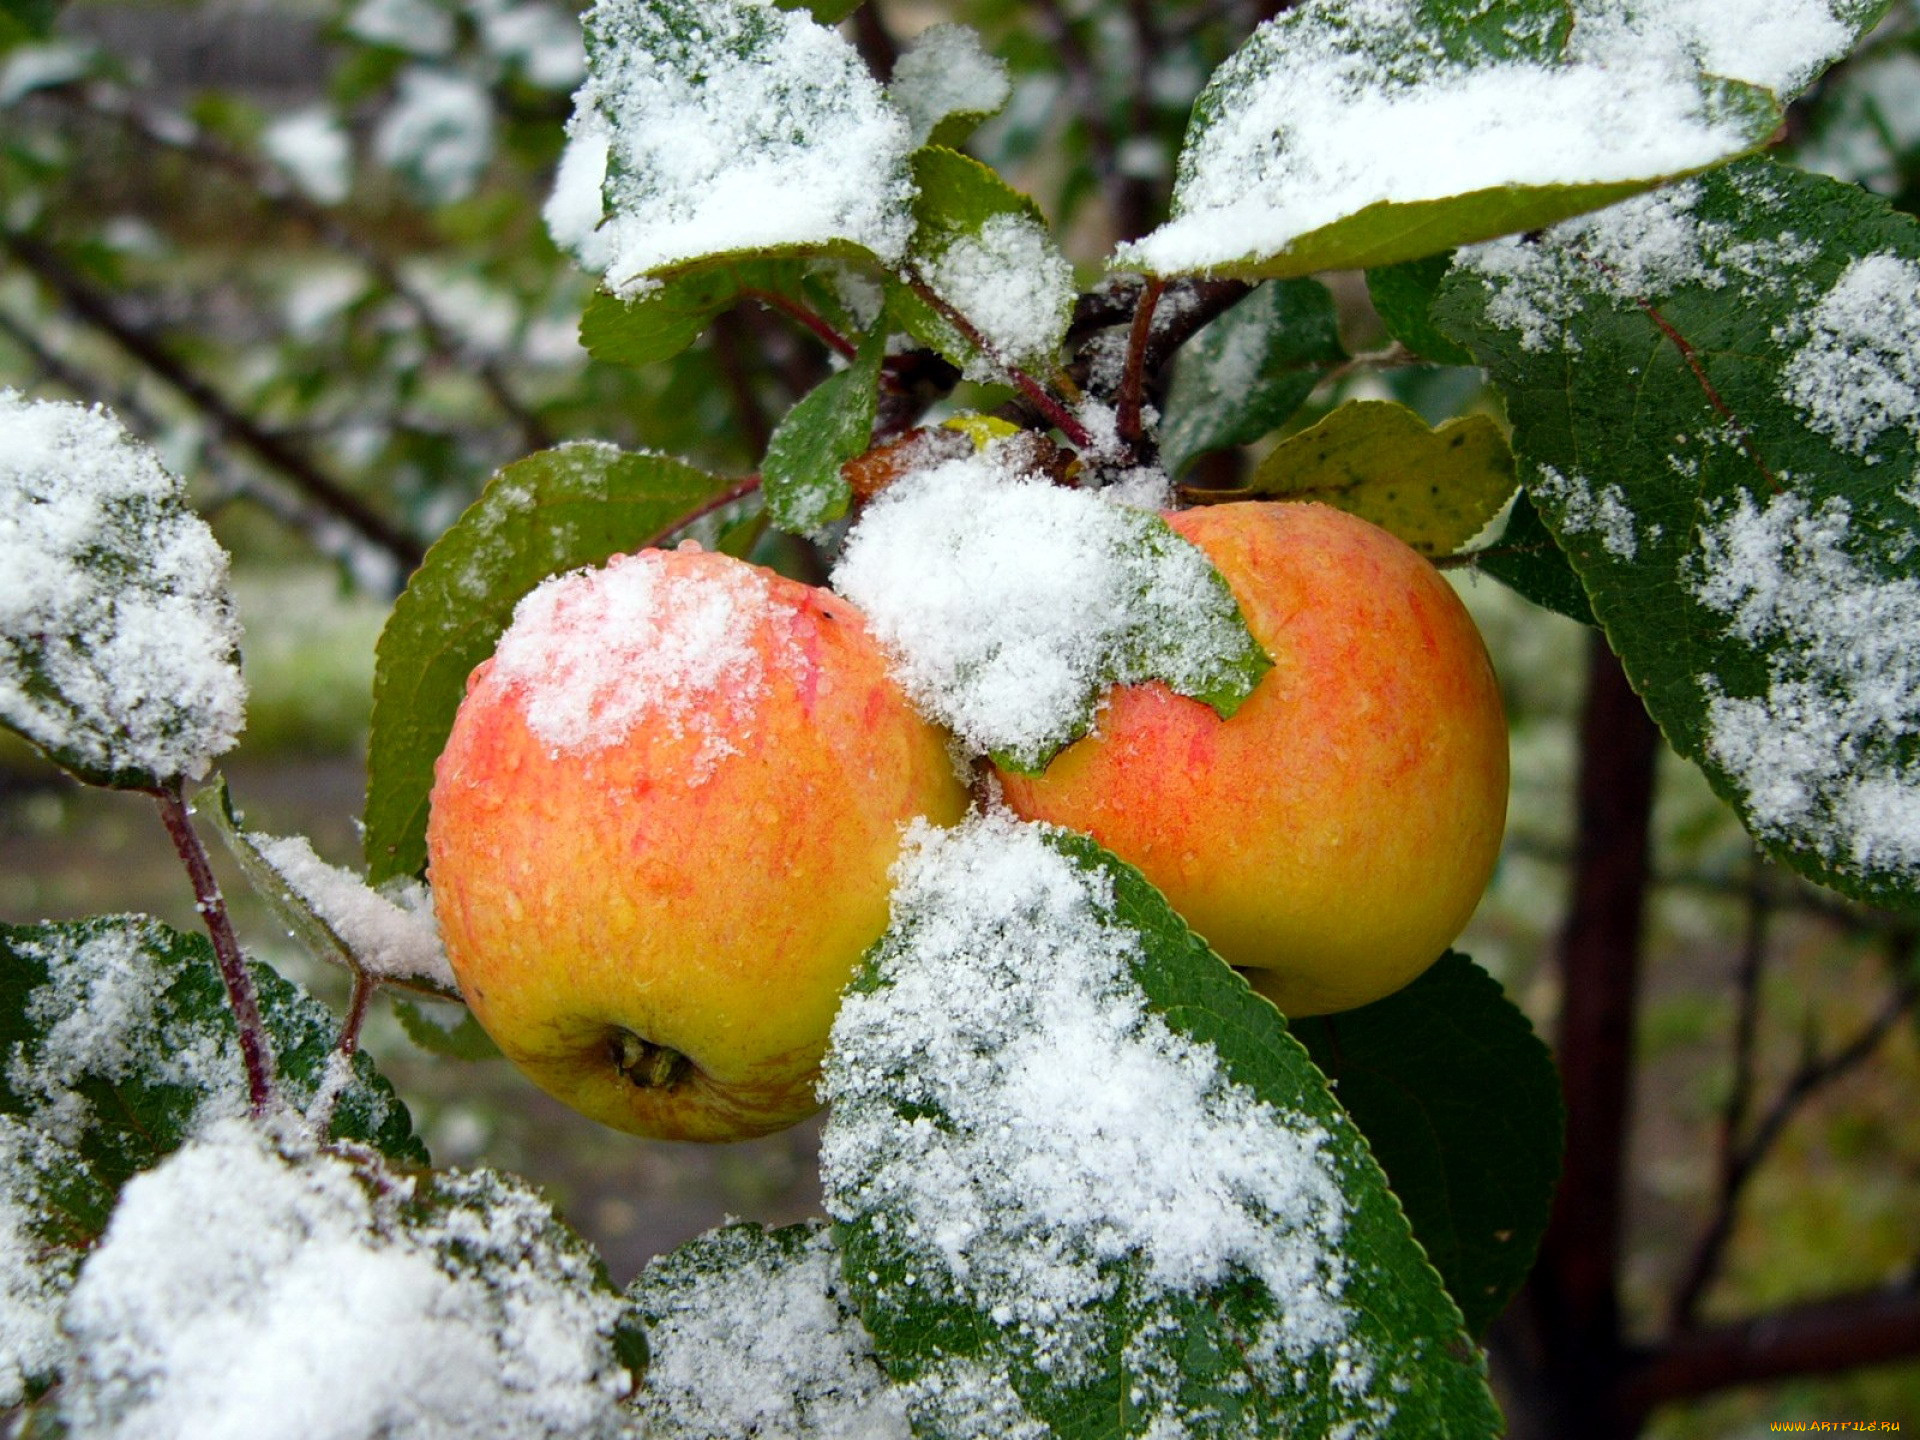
1521,637,1663,1440
153,784,275,1115
1624,1283,1920,1414
4,230,427,573
907,274,1094,448
52,81,555,456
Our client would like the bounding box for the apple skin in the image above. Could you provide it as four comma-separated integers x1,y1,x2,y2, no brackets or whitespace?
996,501,1508,1017
428,548,970,1142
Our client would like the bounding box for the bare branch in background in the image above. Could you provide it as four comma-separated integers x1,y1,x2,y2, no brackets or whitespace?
49,81,556,456
5,229,427,572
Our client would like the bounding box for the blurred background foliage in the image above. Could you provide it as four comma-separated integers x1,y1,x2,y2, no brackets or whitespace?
3,0,1920,1434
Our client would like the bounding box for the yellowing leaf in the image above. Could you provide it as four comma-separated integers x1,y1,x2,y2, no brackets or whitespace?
1235,401,1515,556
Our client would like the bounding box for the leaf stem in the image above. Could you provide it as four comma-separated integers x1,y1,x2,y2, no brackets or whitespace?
153,783,275,1115
637,473,764,551
906,274,1095,449
1115,277,1164,460
741,288,858,361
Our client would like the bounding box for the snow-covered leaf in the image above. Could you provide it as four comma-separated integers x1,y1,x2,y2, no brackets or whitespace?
895,146,1075,380
1437,157,1920,908
0,917,425,1185
1290,953,1563,1339
0,393,245,790
205,777,458,999
54,1121,643,1439
629,1221,907,1438
763,322,886,535
1232,401,1517,557
821,814,1501,1438
0,1117,112,1408
563,0,913,296
1119,0,1886,280
830,443,1270,773
1159,279,1347,477
888,23,1010,149
365,443,727,882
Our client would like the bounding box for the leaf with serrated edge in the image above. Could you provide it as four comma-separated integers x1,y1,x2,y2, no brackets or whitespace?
365,443,727,882
764,322,887,534
821,814,1500,1439
1226,401,1516,557
1160,279,1348,476
1289,953,1563,1338
1436,157,1920,909
1469,491,1598,626
1115,0,1886,280
0,917,424,1186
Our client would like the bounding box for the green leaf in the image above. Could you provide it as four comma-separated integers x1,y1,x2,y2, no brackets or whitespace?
774,0,862,21
1436,157,1920,910
822,817,1501,1438
1159,279,1347,476
1368,254,1478,367
580,0,914,290
629,1221,902,1436
580,256,857,370
393,998,502,1061
1115,0,1882,280
0,395,245,790
0,1117,113,1405
894,146,1074,376
0,917,425,1186
365,444,728,882
763,322,887,534
1229,401,1516,557
203,777,460,1002
0,0,59,44
1469,491,1598,626
1288,953,1563,1338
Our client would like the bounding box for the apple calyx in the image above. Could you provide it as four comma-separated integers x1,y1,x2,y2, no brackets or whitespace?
609,1028,692,1091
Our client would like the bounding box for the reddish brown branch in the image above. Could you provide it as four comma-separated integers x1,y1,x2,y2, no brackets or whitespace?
636,473,764,551
1625,1284,1920,1414
742,288,857,361
907,274,1094,449
1522,637,1663,1440
153,785,275,1114
1115,277,1164,459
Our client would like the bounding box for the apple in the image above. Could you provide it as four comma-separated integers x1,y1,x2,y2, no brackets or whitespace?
996,501,1508,1017
427,546,970,1141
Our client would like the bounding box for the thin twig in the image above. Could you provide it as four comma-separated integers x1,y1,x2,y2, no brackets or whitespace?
907,274,1094,448
1668,860,1775,1330
153,784,276,1114
1115,277,1164,459
52,81,554,455
338,968,377,1058
636,473,764,550
742,288,857,360
4,229,427,572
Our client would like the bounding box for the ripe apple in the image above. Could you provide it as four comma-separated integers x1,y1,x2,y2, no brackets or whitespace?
428,546,970,1141
996,501,1508,1017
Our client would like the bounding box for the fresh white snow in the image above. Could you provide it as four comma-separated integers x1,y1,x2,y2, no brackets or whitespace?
0,392,246,785
889,23,1010,148
251,834,457,991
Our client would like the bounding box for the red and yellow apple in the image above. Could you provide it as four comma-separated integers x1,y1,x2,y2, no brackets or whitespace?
428,546,969,1141
997,501,1508,1017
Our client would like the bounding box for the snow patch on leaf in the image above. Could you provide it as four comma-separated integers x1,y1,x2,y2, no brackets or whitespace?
630,1223,908,1439
250,834,455,991
821,813,1377,1431
830,446,1263,769
0,393,245,786
57,1121,638,1440
1779,252,1920,457
1691,491,1920,877
562,0,914,294
890,24,1009,148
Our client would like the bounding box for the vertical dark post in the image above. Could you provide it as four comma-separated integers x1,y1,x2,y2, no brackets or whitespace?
1518,636,1663,1438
